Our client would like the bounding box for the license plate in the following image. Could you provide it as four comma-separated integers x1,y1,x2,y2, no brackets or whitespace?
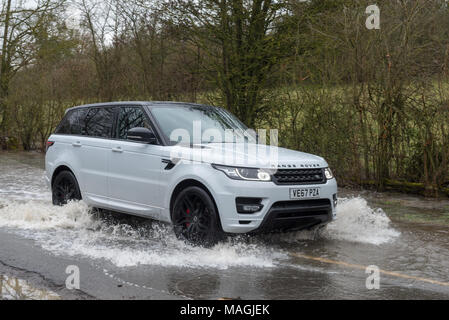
289,188,320,199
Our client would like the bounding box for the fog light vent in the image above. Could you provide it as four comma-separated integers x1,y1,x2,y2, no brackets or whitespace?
333,194,338,208
236,197,263,214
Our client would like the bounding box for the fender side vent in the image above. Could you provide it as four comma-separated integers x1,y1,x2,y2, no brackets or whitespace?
162,159,176,170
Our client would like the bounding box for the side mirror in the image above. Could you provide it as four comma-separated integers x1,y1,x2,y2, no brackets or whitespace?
127,127,157,144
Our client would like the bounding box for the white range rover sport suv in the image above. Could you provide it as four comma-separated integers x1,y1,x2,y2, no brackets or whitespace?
46,102,337,245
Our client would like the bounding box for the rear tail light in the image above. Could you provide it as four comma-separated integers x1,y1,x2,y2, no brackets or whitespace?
46,140,55,152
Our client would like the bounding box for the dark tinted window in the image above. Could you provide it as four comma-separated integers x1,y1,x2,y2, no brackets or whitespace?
83,107,115,138
55,109,86,135
71,109,88,135
117,107,152,140
55,112,72,134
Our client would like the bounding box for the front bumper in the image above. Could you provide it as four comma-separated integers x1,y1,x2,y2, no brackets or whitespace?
250,199,333,233
209,170,338,234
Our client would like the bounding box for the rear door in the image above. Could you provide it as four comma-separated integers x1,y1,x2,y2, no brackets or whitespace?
107,106,163,218
76,107,116,207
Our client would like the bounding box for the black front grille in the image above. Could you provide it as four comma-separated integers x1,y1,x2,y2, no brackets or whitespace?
253,199,332,233
272,198,331,209
271,199,332,218
272,168,326,185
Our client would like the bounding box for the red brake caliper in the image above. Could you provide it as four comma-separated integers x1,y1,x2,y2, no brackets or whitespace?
186,209,190,227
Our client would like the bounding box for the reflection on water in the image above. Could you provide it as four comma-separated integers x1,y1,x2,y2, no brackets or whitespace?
0,274,60,300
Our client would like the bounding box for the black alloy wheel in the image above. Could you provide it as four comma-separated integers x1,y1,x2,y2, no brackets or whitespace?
172,186,223,246
52,171,82,206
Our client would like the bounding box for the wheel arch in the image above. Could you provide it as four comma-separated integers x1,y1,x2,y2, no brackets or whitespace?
51,165,77,188
169,179,222,229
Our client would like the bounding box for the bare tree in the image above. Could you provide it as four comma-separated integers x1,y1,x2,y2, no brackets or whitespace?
0,0,65,148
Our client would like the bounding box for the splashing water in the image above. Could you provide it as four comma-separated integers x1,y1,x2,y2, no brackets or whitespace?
0,194,400,269
0,200,94,230
0,199,286,269
259,197,400,245
325,197,400,245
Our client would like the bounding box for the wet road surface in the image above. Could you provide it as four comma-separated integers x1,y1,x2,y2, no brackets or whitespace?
0,152,448,299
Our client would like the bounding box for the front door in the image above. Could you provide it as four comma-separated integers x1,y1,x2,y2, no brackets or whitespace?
107,106,163,218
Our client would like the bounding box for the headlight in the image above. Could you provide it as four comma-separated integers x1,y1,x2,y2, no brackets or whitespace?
212,164,271,181
324,167,334,180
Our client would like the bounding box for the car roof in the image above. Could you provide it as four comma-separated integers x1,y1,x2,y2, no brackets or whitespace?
65,101,216,113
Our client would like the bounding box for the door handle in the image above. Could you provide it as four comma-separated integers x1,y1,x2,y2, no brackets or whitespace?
72,141,82,147
112,147,123,153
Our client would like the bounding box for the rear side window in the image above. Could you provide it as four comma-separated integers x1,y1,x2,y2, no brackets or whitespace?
117,107,152,140
83,108,115,138
55,109,86,135
55,112,72,134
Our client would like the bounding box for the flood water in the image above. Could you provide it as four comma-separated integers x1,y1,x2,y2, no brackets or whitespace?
0,274,60,300
0,152,448,299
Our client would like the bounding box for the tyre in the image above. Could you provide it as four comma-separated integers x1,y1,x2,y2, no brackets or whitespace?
172,186,223,246
52,171,82,206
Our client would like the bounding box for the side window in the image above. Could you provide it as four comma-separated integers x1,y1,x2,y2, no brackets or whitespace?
117,107,152,140
55,110,83,135
71,109,88,135
55,112,72,134
83,108,115,138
